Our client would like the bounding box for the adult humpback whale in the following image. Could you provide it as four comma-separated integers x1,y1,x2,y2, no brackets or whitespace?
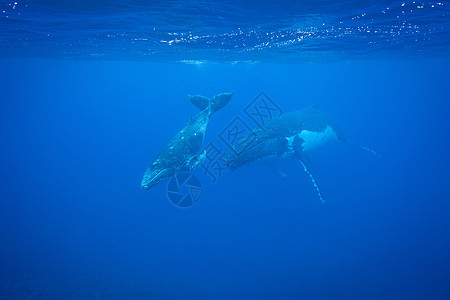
227,105,378,202
141,92,234,190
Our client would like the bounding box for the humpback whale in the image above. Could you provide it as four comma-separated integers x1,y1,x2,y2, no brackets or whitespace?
141,92,234,190
227,105,378,202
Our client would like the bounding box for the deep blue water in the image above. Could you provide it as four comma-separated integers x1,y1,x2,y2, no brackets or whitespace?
1,1,450,299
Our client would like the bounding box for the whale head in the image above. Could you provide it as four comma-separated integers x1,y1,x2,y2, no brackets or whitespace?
141,165,174,190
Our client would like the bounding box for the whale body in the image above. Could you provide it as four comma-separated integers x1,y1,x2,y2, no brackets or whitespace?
141,92,234,190
227,105,377,202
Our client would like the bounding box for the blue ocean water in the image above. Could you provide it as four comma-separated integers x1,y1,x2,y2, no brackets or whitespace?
1,1,450,299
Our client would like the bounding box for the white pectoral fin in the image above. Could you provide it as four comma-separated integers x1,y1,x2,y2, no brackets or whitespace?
298,159,324,204
346,140,382,159
294,146,325,204
195,150,207,167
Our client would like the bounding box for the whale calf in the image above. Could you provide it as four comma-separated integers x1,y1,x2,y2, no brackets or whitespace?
141,92,234,190
227,105,378,202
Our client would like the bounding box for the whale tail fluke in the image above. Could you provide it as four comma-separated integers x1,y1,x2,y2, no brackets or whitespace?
189,92,234,115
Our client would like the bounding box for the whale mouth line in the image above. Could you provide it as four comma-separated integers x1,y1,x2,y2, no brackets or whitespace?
150,169,165,182
141,167,172,189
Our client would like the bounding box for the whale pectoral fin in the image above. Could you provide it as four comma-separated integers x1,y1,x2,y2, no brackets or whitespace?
346,140,382,159
298,157,324,204
294,142,325,204
183,150,207,171
272,166,288,178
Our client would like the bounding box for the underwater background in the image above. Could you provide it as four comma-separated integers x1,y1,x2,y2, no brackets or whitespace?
1,1,450,299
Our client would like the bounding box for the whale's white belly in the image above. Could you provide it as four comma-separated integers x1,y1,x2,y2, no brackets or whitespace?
287,125,338,153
